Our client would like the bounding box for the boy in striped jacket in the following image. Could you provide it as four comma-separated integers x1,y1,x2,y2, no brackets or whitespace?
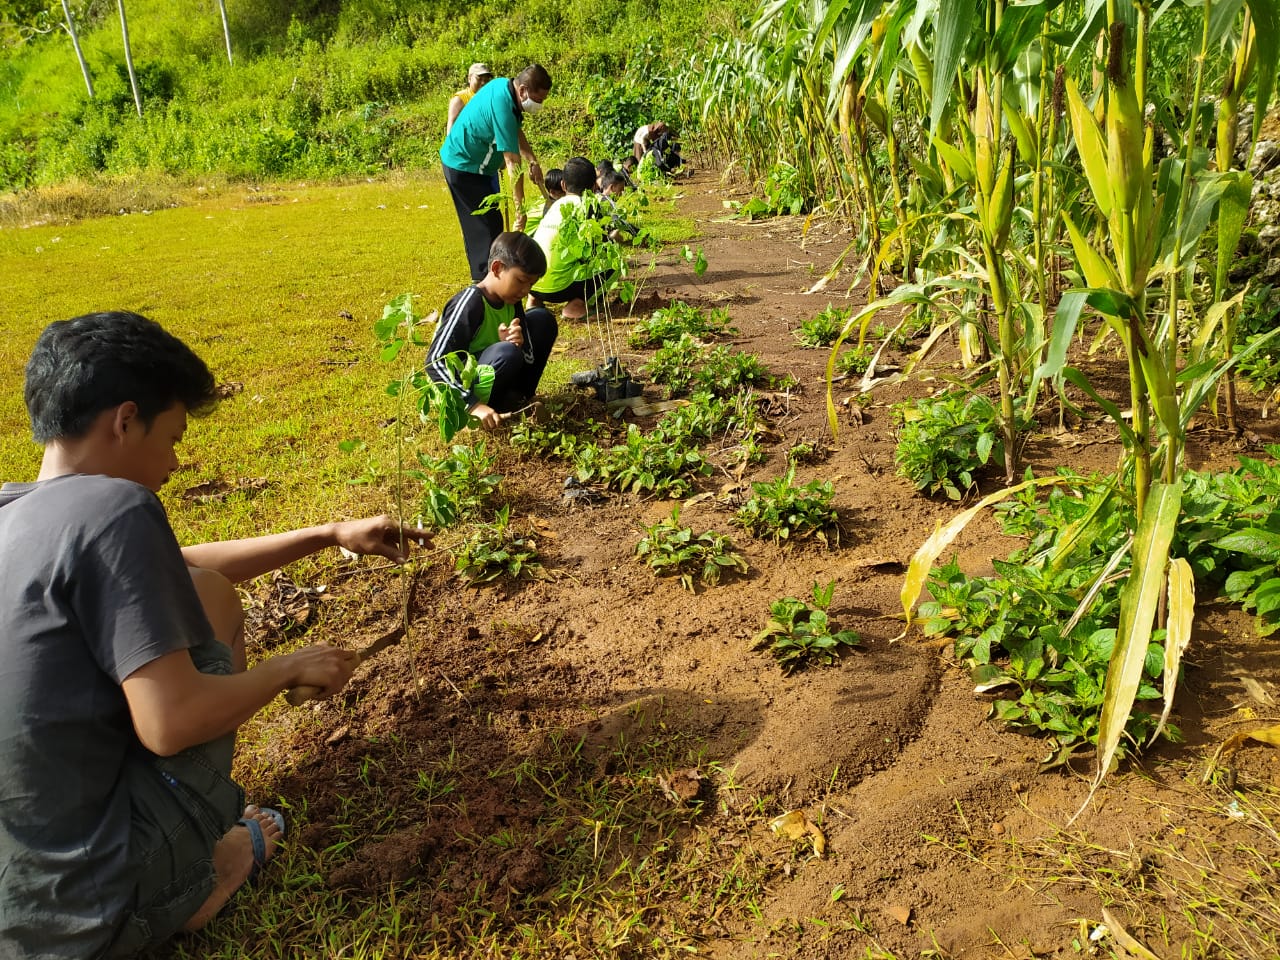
425,232,558,429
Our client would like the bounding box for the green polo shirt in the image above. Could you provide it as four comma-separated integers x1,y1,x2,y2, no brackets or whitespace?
439,78,521,176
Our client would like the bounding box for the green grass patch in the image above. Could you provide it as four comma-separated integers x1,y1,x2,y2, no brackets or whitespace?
1,173,467,544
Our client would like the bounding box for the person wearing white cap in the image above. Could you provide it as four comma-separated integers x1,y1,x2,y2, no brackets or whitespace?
446,62,493,135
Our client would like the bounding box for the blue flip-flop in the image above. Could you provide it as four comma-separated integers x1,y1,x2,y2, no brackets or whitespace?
238,806,286,880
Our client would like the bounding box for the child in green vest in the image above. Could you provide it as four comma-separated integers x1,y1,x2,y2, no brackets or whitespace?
425,232,558,429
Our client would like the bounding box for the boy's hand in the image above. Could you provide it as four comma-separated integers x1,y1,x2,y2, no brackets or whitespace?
284,644,360,699
498,319,525,348
513,211,527,232
470,402,503,430
332,515,425,563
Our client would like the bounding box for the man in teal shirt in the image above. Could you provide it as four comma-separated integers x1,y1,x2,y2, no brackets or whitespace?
440,63,552,282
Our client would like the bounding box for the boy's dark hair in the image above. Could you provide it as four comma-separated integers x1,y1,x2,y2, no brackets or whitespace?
621,156,637,172
562,157,597,195
516,63,552,95
602,171,628,191
490,231,547,276
595,159,615,176
25,311,217,443
544,168,565,195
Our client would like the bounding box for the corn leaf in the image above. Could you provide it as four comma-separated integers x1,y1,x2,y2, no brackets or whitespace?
1204,722,1280,782
1065,78,1114,219
930,0,978,134
1062,212,1120,290
899,477,1067,631
1084,479,1182,815
1244,0,1280,149
1215,171,1254,297
1149,557,1194,746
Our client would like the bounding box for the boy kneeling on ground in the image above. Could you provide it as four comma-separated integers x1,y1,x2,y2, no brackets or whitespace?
529,157,616,321
425,231,558,429
0,311,417,958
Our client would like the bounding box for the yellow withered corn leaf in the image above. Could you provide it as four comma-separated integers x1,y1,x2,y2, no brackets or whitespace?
1085,480,1182,816
899,477,1065,633
1149,557,1194,746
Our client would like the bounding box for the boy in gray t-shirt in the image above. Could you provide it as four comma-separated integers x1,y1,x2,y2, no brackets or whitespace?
0,312,419,958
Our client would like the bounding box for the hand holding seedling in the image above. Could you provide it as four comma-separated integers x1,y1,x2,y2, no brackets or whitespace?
331,514,427,562
499,317,524,348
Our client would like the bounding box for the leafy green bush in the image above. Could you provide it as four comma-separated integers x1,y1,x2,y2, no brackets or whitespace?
894,391,1003,500
833,344,873,377
1178,446,1280,635
635,506,748,591
413,441,501,528
453,506,541,584
754,581,859,673
574,424,712,498
1235,284,1280,390
793,304,849,348
736,162,805,219
629,301,737,348
734,465,837,542
509,414,603,461
645,335,767,398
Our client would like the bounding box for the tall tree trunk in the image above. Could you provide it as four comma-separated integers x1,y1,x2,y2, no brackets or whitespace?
61,0,94,98
118,0,142,117
216,0,233,65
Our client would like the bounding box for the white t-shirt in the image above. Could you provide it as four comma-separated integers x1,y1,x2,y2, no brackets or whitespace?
633,124,653,147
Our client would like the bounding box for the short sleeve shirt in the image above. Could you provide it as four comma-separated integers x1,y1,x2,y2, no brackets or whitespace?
0,474,213,959
440,78,521,176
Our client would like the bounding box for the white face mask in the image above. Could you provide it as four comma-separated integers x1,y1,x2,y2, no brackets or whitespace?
521,97,543,115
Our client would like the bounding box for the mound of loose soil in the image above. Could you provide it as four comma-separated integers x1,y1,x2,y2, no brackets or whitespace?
218,171,1280,959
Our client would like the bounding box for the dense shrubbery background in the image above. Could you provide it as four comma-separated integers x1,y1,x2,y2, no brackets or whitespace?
0,0,739,189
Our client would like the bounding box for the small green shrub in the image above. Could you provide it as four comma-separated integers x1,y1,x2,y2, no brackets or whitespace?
413,441,501,528
833,344,873,377
635,506,748,591
453,506,541,584
574,424,712,498
644,334,705,396
629,301,737,348
509,415,604,461
736,162,805,219
734,465,837,542
754,580,859,673
894,391,1003,500
794,304,849,348
644,334,767,399
1235,284,1280,390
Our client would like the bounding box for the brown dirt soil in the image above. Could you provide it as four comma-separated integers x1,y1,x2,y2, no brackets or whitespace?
197,172,1280,958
